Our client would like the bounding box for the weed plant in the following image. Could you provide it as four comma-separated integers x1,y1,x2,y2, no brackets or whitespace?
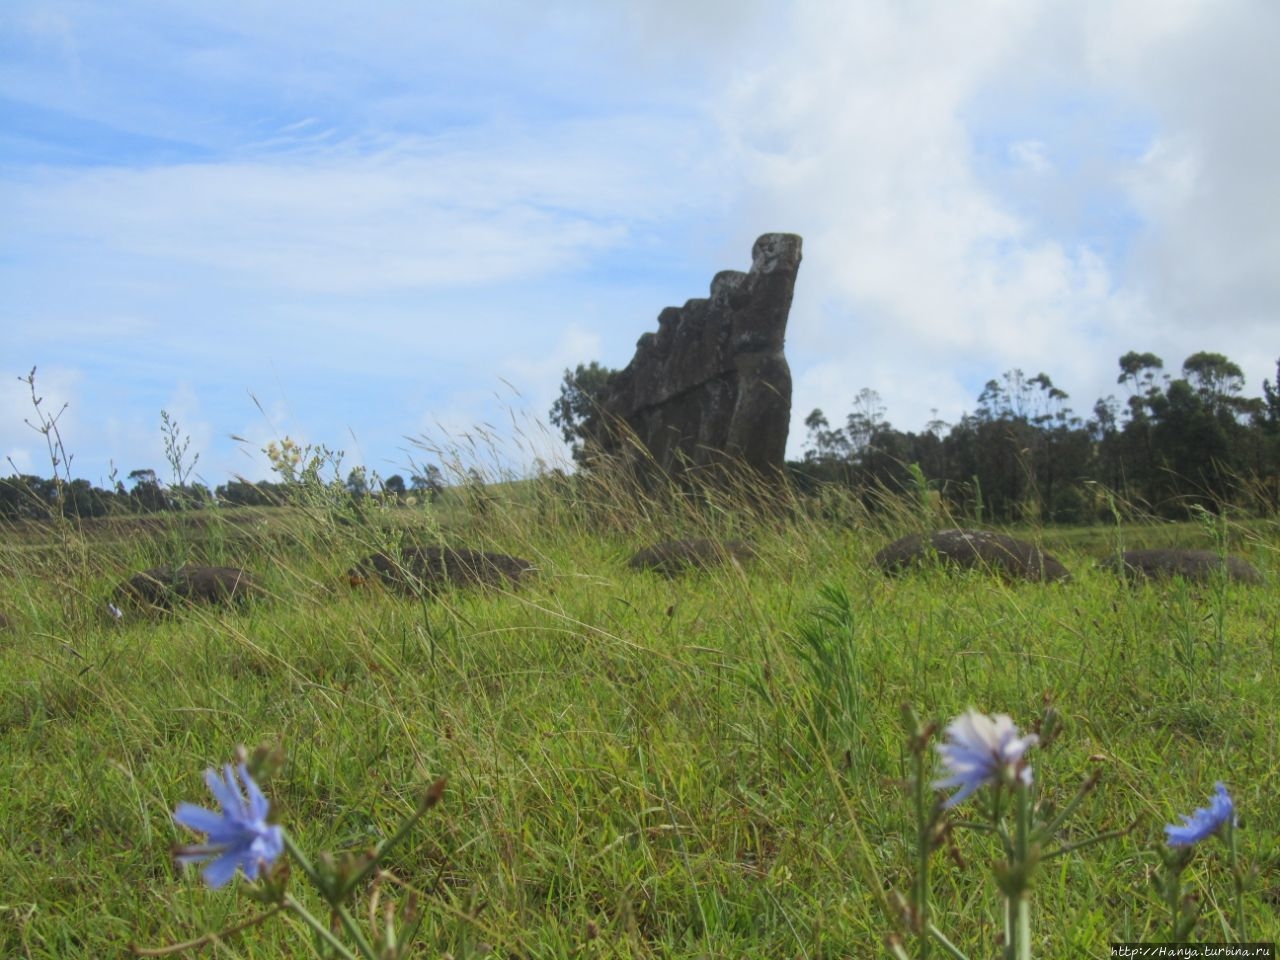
0,415,1277,958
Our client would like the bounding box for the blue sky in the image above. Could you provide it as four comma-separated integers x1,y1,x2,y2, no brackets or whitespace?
3,1,1278,488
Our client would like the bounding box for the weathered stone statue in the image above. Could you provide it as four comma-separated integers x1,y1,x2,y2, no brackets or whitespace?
589,233,802,485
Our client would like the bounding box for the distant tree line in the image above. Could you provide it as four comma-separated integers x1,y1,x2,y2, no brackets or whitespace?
552,351,1280,522
795,351,1280,522
0,466,448,522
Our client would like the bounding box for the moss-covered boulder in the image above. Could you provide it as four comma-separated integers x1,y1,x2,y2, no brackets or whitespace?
875,529,1071,583
348,546,534,595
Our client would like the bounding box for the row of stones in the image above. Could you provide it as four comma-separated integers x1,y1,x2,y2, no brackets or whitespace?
98,530,1264,621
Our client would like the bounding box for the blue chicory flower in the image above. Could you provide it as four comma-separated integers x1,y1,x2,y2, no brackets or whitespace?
934,708,1039,808
1165,782,1235,848
173,762,284,888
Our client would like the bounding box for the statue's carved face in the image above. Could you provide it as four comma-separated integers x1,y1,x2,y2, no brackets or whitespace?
751,233,802,274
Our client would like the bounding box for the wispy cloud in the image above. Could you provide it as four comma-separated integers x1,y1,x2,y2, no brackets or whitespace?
5,116,720,294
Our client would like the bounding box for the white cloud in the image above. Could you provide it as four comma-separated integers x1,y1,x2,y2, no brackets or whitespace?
503,325,603,411
1010,139,1052,175
694,0,1278,439
704,3,1125,432
5,116,719,297
1090,1,1280,389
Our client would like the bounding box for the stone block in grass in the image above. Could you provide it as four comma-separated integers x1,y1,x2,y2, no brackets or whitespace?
875,529,1072,583
114,564,262,614
348,546,534,595
628,538,756,576
1100,548,1263,585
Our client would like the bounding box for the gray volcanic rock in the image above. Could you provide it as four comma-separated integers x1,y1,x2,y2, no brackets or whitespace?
628,538,756,577
348,546,534,595
592,233,802,483
114,565,262,613
876,529,1072,583
1100,548,1263,585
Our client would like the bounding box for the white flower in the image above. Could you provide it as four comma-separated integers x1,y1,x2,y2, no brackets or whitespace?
934,709,1038,808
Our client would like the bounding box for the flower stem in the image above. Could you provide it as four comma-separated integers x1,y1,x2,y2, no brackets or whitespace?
926,921,971,960
282,894,361,960
281,835,379,959
341,777,447,897
1004,784,1033,960
282,832,324,891
1228,818,1246,939
131,906,283,956
913,741,932,960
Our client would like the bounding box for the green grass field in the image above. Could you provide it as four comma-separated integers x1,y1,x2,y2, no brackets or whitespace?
1,474,1277,958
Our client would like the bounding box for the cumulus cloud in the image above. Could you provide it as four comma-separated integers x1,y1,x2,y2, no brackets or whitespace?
704,3,1128,433
697,0,1276,441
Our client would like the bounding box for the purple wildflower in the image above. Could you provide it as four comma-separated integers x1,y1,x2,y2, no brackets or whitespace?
173,763,284,887
1165,782,1235,847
